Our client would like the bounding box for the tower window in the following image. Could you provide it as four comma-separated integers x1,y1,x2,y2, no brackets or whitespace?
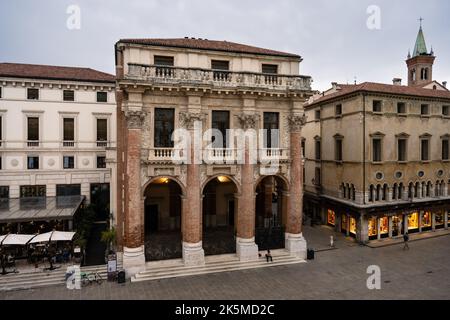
421,104,429,115
397,102,406,114
373,100,382,113
443,106,449,116
335,104,342,116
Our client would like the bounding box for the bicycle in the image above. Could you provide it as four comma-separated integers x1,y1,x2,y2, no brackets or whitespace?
80,271,103,286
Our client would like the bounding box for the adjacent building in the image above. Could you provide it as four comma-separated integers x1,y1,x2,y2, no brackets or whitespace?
114,38,313,275
303,26,450,242
0,63,116,233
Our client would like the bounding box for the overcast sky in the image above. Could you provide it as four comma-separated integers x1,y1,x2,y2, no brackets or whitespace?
1,0,449,91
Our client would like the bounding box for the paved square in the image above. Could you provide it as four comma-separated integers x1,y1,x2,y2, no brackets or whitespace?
1,226,449,300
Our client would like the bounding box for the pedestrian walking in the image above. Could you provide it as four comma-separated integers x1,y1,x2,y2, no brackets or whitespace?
403,232,409,250
265,249,273,262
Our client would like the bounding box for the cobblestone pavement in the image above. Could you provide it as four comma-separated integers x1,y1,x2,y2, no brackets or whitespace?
1,225,449,300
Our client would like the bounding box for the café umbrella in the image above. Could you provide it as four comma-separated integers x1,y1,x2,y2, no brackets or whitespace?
1,234,36,245
29,231,75,244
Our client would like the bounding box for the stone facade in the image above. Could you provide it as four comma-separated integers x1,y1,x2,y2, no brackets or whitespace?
115,38,313,276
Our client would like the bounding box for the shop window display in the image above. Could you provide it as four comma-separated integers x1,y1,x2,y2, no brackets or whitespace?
435,211,444,229
408,212,419,233
341,214,348,232
379,216,389,238
368,217,378,239
349,217,356,236
392,214,403,237
327,209,336,226
421,211,432,230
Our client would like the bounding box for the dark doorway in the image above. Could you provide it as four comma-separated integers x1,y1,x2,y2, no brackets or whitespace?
90,183,110,221
145,204,159,233
228,200,235,226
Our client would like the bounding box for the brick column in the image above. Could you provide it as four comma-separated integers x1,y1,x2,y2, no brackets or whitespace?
285,114,307,258
122,110,146,277
180,110,205,266
236,112,258,261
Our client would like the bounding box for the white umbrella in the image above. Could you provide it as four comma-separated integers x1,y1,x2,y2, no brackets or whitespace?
50,231,75,241
29,231,75,243
1,234,36,245
29,231,53,244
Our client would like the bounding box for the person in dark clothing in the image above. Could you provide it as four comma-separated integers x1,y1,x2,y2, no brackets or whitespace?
403,232,409,250
265,249,273,262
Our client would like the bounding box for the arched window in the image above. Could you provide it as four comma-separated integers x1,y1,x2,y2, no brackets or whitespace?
351,184,356,201
382,184,388,201
369,185,374,202
408,182,414,199
398,183,404,200
426,181,432,197
376,185,381,201
392,183,398,200
411,69,416,81
414,182,420,198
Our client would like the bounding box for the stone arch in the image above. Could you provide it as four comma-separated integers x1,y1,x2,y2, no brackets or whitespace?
142,176,187,197
254,174,290,193
201,174,241,195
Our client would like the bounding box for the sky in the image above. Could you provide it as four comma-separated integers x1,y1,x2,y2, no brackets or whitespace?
1,0,449,91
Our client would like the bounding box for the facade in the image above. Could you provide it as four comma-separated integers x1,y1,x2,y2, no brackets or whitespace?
303,26,450,242
115,38,313,276
0,63,116,231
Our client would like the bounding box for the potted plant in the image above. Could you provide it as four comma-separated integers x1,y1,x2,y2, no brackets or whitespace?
101,227,116,259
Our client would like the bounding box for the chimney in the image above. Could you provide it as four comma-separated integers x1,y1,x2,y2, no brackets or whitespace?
331,82,338,89
443,81,447,88
392,78,402,86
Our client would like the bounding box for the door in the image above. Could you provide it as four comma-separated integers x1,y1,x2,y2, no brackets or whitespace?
228,200,235,226
145,204,159,233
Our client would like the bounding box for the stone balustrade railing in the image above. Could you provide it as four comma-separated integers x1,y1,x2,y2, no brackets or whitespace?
126,64,312,91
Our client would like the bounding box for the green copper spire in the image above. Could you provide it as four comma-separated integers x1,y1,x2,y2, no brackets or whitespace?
413,25,429,57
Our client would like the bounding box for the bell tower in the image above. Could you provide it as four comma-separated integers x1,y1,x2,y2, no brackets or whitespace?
406,19,435,86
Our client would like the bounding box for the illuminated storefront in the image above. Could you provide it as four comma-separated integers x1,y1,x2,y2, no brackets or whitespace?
408,212,419,233
349,217,356,237
327,209,336,226
379,216,389,238
341,214,347,233
421,211,432,231
392,214,403,237
368,217,378,240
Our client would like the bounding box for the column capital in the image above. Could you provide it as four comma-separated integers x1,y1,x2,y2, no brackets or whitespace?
179,111,207,130
237,113,260,130
125,110,146,129
288,113,307,132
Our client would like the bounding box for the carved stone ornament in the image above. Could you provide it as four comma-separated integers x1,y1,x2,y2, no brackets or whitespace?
125,110,146,129
237,113,260,130
179,111,206,130
288,114,307,132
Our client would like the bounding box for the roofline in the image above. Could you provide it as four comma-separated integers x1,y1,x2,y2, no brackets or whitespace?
116,39,302,60
305,88,450,109
0,74,115,84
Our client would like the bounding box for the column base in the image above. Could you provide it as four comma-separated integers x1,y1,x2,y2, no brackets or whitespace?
122,245,146,278
182,241,205,266
285,233,307,259
236,237,259,261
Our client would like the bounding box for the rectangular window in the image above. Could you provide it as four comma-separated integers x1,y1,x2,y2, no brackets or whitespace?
442,139,449,160
373,100,382,113
327,209,336,226
372,138,382,162
56,184,81,197
27,117,39,141
20,185,46,198
211,111,230,148
27,156,39,170
443,105,450,116
315,140,321,160
262,64,278,74
301,139,306,158
421,104,429,115
335,104,342,116
397,139,407,161
96,92,108,103
314,167,321,186
96,118,108,145
63,118,75,142
421,139,430,161
0,87,2,98
154,108,175,148
27,88,39,100
397,102,406,114
335,139,343,161
0,186,9,198
315,109,321,120
154,56,174,66
97,156,106,168
63,90,75,101
63,156,75,169
211,60,230,81
263,112,279,148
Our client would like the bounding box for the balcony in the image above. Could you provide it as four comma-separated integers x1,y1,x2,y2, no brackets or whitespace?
62,141,75,147
147,148,185,162
96,140,108,147
27,140,40,147
259,148,290,163
126,64,312,91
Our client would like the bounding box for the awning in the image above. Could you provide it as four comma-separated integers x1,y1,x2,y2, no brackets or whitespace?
29,230,76,243
28,231,52,244
0,196,84,224
1,234,36,245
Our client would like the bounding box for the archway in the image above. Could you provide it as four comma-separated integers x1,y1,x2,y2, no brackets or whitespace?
202,175,238,256
255,176,288,250
143,177,183,261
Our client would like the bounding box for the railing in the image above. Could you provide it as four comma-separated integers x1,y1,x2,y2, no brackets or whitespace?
27,140,39,147
2,140,116,149
204,148,236,164
126,64,312,91
62,141,75,147
97,140,108,147
259,148,289,162
148,148,184,162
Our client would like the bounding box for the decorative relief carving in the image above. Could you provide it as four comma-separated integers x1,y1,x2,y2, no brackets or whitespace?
179,111,207,129
47,159,55,167
125,110,146,129
179,165,187,187
82,159,90,166
253,166,260,182
237,113,260,130
10,159,18,167
234,165,241,185
288,114,307,132
282,114,290,148
200,165,207,186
